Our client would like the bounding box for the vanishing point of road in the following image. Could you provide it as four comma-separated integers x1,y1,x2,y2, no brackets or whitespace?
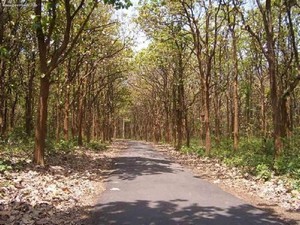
89,141,287,225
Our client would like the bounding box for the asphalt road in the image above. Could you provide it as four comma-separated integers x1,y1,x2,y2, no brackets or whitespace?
89,141,286,225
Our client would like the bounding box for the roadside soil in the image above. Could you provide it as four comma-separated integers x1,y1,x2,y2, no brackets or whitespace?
152,143,300,225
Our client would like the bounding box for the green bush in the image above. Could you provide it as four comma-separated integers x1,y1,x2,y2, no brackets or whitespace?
293,169,300,179
210,138,273,174
54,139,76,153
0,160,12,173
46,139,108,154
256,163,272,181
222,155,239,166
274,156,300,179
46,139,77,155
85,141,107,151
291,180,300,191
181,143,205,156
0,127,34,155
7,127,32,144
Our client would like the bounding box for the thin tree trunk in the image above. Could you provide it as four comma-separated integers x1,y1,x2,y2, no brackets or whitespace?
176,56,184,150
63,90,70,140
185,111,190,147
56,102,60,141
33,77,50,166
10,95,18,130
260,80,267,137
204,80,211,154
232,32,239,151
214,93,221,145
78,86,84,146
25,58,35,136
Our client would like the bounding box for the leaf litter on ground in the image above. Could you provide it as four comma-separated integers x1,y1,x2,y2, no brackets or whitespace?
0,141,127,225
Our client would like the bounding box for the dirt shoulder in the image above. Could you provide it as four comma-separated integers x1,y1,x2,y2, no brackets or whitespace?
152,143,300,225
0,141,127,225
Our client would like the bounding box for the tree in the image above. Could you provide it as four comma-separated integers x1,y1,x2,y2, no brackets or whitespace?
222,0,241,151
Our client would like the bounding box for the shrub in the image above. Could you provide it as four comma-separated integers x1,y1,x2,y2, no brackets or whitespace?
181,143,205,156
46,139,76,155
0,160,12,173
85,141,107,151
291,180,300,191
55,139,76,153
256,163,272,181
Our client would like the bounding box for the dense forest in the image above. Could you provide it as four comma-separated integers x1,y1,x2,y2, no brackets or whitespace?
0,0,300,181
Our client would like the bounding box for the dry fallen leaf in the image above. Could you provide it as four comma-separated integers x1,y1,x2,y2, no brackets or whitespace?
0,141,125,225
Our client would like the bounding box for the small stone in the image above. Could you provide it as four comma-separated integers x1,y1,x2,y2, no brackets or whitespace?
213,179,221,184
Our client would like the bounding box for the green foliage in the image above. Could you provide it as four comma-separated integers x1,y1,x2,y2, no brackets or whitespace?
47,139,77,154
274,156,300,179
211,136,300,182
55,139,76,153
181,139,205,156
0,160,12,173
47,139,107,154
0,46,8,59
211,138,274,174
211,138,233,159
104,0,132,9
0,128,34,155
7,127,32,145
256,164,272,181
271,135,300,179
291,180,300,191
223,156,244,167
85,141,107,152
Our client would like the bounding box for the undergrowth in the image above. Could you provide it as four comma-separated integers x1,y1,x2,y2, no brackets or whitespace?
0,128,108,171
47,139,108,154
181,136,300,183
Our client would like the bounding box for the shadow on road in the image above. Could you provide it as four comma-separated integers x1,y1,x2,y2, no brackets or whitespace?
87,199,289,225
109,156,178,181
85,141,293,225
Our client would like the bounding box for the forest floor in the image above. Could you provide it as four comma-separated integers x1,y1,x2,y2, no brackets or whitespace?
0,141,126,225
152,143,300,224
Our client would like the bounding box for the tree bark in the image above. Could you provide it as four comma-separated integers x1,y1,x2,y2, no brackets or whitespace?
55,102,61,141
63,90,70,140
232,31,239,151
77,81,84,146
25,56,35,136
204,80,211,154
33,77,50,166
176,52,184,150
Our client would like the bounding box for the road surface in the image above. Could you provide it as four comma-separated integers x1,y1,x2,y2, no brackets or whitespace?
89,141,287,225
